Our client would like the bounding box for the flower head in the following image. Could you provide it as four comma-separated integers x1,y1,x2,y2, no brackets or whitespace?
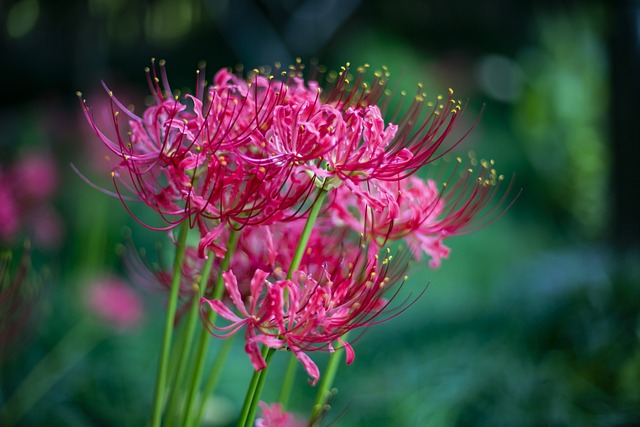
201,244,408,385
79,60,479,259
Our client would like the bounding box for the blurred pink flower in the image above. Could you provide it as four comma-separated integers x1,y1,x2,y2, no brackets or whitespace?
255,402,304,427
1,151,64,249
0,170,20,241
85,277,144,330
11,152,58,202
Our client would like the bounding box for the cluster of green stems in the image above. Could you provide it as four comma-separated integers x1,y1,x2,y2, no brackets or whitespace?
150,187,343,427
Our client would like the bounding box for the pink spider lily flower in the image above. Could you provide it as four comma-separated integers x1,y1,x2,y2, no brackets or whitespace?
79,61,324,248
233,63,472,214
312,66,470,181
328,156,517,268
255,402,304,427
200,247,409,385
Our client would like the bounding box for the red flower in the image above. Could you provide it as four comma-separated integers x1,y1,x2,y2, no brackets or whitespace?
201,246,408,385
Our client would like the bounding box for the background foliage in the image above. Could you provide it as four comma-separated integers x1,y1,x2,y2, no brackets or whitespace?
1,0,639,426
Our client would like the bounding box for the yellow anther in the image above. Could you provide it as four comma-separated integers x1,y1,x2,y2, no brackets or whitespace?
448,88,454,95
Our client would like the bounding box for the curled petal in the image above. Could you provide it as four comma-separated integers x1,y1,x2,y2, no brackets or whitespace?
291,345,320,386
198,223,227,259
200,298,244,325
338,337,355,365
222,270,251,318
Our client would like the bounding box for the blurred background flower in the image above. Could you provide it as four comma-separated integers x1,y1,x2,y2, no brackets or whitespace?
1,0,639,426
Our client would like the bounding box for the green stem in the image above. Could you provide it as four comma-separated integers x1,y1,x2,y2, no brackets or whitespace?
150,221,189,427
0,317,105,426
268,188,330,414
309,333,349,426
287,189,328,279
182,229,240,427
236,347,275,427
241,188,330,427
244,348,275,427
277,352,299,409
193,334,236,426
164,278,208,426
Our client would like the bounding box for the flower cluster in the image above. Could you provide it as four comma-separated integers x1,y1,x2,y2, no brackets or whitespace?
80,59,513,408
